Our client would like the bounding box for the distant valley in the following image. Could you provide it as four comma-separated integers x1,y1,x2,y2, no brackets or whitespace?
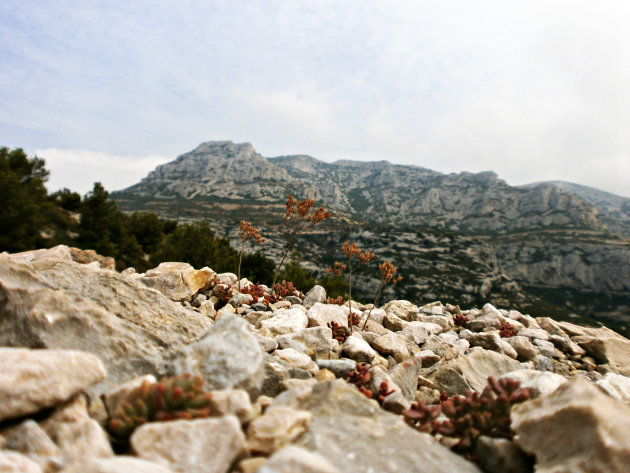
113,141,630,335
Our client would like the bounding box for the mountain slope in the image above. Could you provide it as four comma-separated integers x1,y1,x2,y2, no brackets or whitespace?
113,141,630,335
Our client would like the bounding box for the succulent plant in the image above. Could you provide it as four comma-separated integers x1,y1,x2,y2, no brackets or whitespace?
453,313,469,327
498,321,519,338
403,376,530,456
107,374,213,440
328,321,349,343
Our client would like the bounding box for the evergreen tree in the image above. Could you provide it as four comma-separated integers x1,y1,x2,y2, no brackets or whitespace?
151,221,238,272
78,183,144,270
0,147,51,251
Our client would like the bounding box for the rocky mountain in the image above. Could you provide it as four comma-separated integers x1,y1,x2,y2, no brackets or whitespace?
522,180,630,237
114,141,630,335
2,246,630,472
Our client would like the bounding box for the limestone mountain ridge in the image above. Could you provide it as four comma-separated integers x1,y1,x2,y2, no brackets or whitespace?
114,141,630,335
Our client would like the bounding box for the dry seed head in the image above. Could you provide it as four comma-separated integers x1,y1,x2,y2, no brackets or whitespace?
285,194,298,220
240,220,265,243
359,250,375,264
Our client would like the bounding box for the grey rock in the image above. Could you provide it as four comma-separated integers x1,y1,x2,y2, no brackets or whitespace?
0,348,106,422
274,348,318,372
302,285,327,309
141,262,215,302
251,302,269,312
499,369,568,398
506,336,539,362
518,328,550,341
532,339,556,358
368,365,410,413
402,322,442,344
475,436,532,473
277,327,340,359
79,457,175,473
229,293,254,307
0,452,43,473
534,355,554,372
208,389,255,424
261,354,293,397
131,416,247,473
596,373,630,403
284,295,303,305
282,380,482,473
382,300,420,321
383,313,408,331
2,419,63,472
568,325,630,376
388,355,429,401
422,315,454,331
342,334,377,363
424,347,521,395
246,407,312,454
316,359,356,378
548,334,585,356
41,395,114,466
261,308,309,336
512,377,630,473
422,334,461,359
0,255,212,394
307,303,357,329
371,332,411,362
168,314,264,397
259,446,340,473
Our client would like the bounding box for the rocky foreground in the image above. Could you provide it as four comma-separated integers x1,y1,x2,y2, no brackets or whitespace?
1,246,630,473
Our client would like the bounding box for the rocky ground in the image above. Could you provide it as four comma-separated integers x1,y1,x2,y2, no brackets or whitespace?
1,245,630,473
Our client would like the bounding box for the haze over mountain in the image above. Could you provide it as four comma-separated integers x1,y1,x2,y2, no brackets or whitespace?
114,141,630,335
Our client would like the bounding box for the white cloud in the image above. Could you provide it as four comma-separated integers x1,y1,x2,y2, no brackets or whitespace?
2,1,630,198
36,148,171,195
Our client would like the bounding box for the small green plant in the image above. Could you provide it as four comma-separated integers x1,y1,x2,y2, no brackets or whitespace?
329,242,375,334
238,221,265,291
403,376,530,457
271,195,332,291
361,261,402,330
106,374,213,440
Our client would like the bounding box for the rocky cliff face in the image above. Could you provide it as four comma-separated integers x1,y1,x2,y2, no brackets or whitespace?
114,141,630,333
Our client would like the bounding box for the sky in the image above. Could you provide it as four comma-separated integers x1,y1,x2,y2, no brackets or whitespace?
1,1,630,197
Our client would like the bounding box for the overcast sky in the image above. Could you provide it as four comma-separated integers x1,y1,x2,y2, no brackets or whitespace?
2,1,630,197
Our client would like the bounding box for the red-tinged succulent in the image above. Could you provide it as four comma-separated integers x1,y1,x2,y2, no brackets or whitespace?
376,381,395,404
498,321,519,338
106,374,213,440
273,280,302,299
453,313,469,328
326,296,345,305
402,376,531,457
240,283,267,303
328,321,349,343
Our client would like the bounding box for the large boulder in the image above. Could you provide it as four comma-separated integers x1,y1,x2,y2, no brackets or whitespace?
0,254,212,393
168,314,264,397
559,324,630,377
423,347,521,395
0,348,106,422
141,262,215,302
131,416,247,473
273,380,482,473
512,377,630,473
